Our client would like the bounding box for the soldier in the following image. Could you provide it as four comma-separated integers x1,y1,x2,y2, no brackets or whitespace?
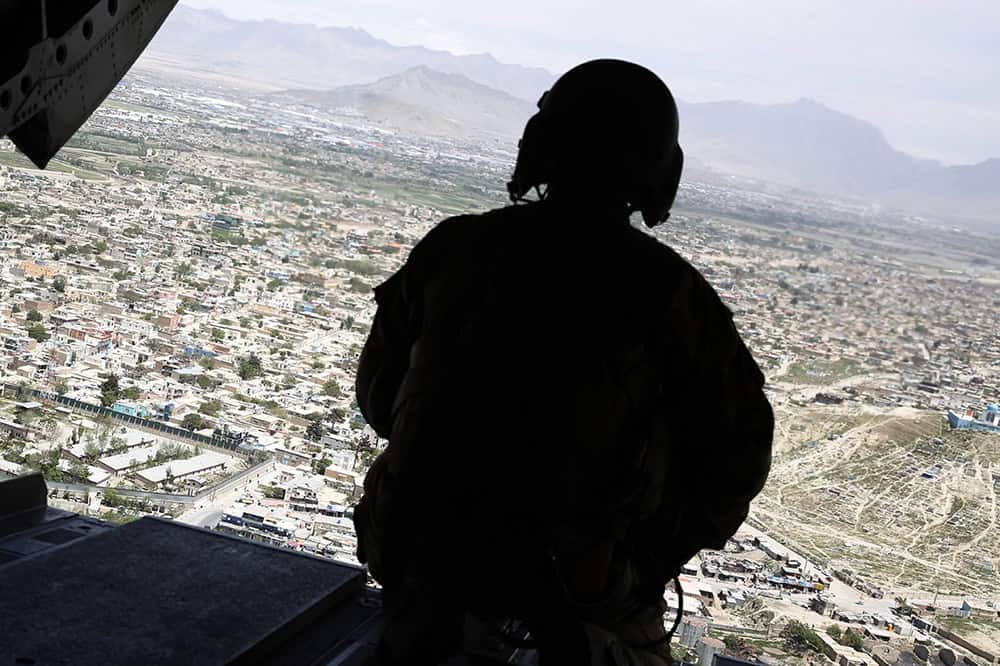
354,59,773,665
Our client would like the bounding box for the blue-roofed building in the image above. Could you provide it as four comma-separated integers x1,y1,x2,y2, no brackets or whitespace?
948,402,1000,433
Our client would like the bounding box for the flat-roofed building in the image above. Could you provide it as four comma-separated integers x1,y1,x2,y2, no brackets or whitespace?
97,445,161,477
134,453,228,489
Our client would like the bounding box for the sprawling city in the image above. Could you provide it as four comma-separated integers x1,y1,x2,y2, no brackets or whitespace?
1,19,998,666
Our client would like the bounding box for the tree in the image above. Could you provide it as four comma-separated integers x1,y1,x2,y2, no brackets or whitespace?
53,378,69,396
826,624,843,641
199,399,223,417
52,275,66,293
322,379,342,397
211,328,225,342
26,323,48,342
262,485,285,500
312,455,332,475
181,413,208,431
99,374,120,407
68,461,90,481
306,420,326,442
782,621,824,655
120,386,141,400
195,375,218,390
237,354,263,380
102,488,123,508
841,628,864,650
83,440,103,462
26,309,42,322
174,262,193,278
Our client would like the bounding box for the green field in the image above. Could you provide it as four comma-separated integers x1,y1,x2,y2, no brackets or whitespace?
781,358,865,384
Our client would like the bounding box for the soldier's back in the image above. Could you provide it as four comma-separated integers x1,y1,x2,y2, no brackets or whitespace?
389,200,727,575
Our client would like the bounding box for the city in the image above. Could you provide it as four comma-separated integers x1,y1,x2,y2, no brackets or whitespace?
1,52,998,665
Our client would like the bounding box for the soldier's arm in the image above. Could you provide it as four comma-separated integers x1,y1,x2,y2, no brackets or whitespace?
649,266,773,580
355,215,470,438
356,269,412,439
682,272,773,545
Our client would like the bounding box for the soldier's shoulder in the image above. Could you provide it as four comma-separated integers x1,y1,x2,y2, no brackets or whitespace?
411,206,524,251
625,228,727,309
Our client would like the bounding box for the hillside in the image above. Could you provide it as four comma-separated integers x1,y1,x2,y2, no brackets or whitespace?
679,98,999,222
273,67,535,139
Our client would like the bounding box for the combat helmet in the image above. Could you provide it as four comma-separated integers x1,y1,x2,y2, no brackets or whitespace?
508,59,684,227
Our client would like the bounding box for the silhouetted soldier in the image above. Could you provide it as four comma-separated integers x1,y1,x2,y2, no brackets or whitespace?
354,59,773,665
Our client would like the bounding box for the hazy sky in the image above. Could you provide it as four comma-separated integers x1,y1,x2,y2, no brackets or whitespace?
181,0,999,165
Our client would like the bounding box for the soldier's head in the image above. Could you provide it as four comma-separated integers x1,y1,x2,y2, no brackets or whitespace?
508,59,683,227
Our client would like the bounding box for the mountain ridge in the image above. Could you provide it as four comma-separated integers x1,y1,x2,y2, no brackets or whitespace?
274,66,536,139
150,6,998,224
148,5,555,101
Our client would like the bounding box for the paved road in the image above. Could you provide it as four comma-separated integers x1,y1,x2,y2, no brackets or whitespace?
177,508,223,529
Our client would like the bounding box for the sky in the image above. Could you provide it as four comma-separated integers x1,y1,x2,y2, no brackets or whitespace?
181,0,999,165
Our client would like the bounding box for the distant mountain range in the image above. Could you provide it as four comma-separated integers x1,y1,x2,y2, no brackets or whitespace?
148,5,553,101
148,5,998,224
677,98,1000,220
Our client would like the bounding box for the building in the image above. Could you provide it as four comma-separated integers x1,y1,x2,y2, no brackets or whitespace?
697,637,725,666
288,486,318,513
96,445,161,477
817,630,878,666
678,617,707,649
810,596,836,617
947,403,1000,433
0,419,32,441
111,401,151,418
133,453,227,489
959,599,997,619
275,447,311,468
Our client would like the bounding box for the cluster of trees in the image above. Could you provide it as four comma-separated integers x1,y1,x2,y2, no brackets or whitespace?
26,323,48,342
154,442,197,464
80,431,131,463
781,621,824,654
198,399,223,417
98,374,140,407
324,258,381,276
238,354,263,380
826,624,864,650
24,310,49,342
306,418,326,442
311,454,332,475
181,413,209,432
102,488,153,513
179,373,220,390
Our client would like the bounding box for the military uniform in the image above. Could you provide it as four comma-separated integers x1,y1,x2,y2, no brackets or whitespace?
354,199,773,664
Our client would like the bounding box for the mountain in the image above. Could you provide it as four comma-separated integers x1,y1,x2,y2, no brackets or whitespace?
147,5,553,102
678,98,999,221
146,7,997,223
275,66,536,139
